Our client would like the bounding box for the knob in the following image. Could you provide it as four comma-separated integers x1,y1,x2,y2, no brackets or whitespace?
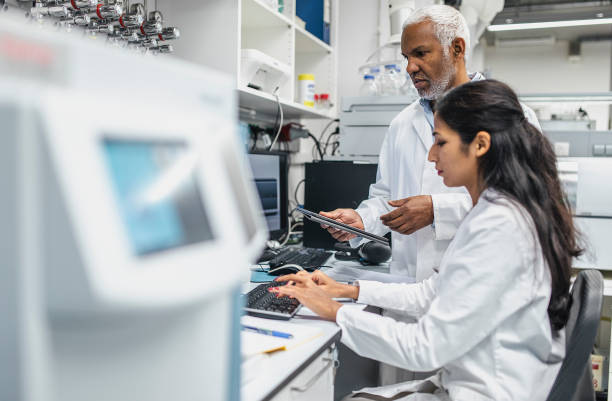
117,13,143,28
139,20,162,35
157,27,179,41
91,4,122,20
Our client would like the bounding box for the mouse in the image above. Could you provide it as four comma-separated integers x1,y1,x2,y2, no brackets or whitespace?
267,264,305,276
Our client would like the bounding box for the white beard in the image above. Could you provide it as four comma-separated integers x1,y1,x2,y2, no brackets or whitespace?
418,55,456,100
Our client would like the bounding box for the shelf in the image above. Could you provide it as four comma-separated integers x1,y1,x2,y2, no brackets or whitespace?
242,0,293,29
239,87,334,120
295,25,332,54
519,92,612,104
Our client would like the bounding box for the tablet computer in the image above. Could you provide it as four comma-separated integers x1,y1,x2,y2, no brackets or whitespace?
296,207,389,246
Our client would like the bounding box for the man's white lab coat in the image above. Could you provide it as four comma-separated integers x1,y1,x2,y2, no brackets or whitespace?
352,76,541,281
337,189,565,400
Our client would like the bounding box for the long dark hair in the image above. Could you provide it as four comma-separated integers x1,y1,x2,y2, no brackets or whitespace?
435,79,582,330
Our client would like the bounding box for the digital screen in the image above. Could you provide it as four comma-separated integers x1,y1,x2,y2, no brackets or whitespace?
102,138,214,256
255,179,279,216
247,154,281,232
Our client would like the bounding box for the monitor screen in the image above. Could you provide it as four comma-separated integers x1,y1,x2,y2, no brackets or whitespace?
247,153,288,240
102,138,214,256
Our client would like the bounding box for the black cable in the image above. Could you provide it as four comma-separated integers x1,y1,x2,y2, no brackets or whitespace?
323,130,339,156
294,179,305,206
313,119,339,159
331,141,340,155
308,132,324,160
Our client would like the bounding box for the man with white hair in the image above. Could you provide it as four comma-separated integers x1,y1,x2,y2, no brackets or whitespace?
322,5,539,284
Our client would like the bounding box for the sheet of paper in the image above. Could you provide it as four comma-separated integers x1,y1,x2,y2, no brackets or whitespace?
325,264,415,284
240,315,323,358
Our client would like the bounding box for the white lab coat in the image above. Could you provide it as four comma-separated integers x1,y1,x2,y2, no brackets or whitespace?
351,74,541,282
337,189,565,401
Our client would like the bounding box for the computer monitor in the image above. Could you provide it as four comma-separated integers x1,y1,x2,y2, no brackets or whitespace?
247,152,289,241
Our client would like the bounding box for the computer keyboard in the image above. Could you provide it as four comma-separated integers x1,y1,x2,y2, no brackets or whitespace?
244,281,301,320
267,247,332,271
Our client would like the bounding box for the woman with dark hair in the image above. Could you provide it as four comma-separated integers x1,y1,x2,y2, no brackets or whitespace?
270,79,582,400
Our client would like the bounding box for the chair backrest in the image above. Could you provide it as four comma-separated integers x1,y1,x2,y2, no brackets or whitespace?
547,269,603,401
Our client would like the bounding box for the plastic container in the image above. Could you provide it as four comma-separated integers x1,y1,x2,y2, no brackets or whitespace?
400,72,418,98
369,67,381,95
320,93,330,108
394,65,406,88
359,74,378,96
380,64,399,96
298,74,315,107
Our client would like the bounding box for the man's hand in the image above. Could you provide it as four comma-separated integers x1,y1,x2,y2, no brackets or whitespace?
380,195,434,235
319,208,364,242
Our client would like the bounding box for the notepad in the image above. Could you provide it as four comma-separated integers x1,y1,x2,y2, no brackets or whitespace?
240,316,323,358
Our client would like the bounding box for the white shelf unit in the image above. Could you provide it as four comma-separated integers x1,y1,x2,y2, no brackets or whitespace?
240,0,337,119
160,0,337,120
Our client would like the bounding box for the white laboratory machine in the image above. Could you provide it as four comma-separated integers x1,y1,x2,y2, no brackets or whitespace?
0,14,267,401
336,95,417,162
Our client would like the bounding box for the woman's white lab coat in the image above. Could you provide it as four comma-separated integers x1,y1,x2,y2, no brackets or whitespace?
337,189,564,400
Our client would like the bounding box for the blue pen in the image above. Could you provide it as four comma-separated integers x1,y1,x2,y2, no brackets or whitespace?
242,325,294,339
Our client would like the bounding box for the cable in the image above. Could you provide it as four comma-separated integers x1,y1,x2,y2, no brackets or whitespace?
323,131,339,156
313,119,339,159
293,179,305,206
308,132,324,160
331,141,340,155
318,119,338,142
268,88,284,151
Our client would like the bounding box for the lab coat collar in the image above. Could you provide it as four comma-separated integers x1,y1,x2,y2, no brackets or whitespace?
414,72,486,150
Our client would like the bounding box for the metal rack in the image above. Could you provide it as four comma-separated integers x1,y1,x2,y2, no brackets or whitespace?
3,0,179,54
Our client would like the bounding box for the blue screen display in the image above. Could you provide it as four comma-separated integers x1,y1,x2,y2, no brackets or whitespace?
102,138,214,256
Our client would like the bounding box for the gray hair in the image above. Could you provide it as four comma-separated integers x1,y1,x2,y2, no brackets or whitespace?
402,5,470,60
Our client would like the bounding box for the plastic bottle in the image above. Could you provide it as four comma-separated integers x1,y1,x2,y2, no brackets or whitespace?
394,65,405,88
359,74,378,96
298,74,315,107
380,64,399,96
320,93,330,109
369,67,382,95
400,72,418,98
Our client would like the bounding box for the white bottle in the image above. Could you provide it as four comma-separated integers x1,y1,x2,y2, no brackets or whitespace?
359,74,378,96
380,64,399,96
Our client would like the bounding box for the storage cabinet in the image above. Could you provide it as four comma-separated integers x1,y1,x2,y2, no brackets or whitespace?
270,346,336,401
159,0,337,120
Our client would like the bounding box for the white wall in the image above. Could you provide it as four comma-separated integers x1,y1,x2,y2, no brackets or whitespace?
337,0,381,99
484,40,612,130
484,40,611,93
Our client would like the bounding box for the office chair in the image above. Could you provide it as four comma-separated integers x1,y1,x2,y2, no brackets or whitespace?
547,269,603,401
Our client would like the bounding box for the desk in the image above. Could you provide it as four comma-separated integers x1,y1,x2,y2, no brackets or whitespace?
241,256,389,401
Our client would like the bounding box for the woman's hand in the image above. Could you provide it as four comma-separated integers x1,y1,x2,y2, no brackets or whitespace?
269,274,342,321
274,270,359,299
